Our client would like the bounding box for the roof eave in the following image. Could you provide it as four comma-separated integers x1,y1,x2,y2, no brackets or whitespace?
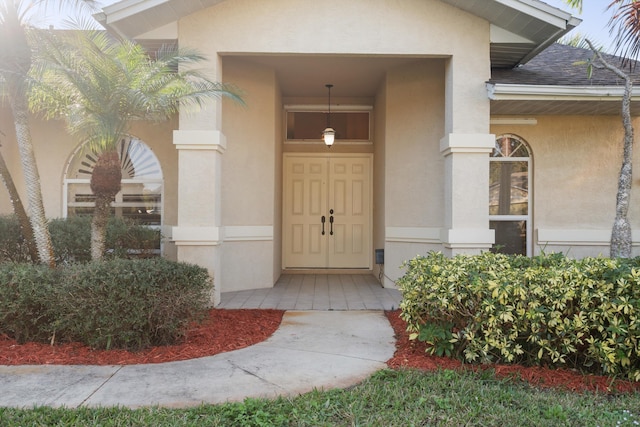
487,83,640,101
516,16,582,66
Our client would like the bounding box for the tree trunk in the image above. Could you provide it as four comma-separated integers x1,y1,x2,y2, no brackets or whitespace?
90,150,121,260
0,145,39,263
2,1,55,267
588,40,634,258
9,93,56,267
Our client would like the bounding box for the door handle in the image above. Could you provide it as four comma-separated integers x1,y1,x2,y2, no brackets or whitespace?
321,215,325,235
329,215,334,236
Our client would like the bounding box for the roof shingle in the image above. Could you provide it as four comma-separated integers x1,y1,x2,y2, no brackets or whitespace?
491,43,640,86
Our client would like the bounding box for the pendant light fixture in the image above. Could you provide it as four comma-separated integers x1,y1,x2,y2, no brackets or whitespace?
322,84,335,147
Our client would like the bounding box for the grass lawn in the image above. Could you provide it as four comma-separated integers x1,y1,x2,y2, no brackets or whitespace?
1,368,639,426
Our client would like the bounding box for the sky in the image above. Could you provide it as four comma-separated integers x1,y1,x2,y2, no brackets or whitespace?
38,0,615,48
544,0,617,50
32,0,118,29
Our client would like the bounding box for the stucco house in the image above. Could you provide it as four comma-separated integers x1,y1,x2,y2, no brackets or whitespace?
2,0,640,304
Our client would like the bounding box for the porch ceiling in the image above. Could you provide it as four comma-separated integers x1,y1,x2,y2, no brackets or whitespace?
233,55,432,98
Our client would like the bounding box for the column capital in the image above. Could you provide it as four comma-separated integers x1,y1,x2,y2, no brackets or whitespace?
172,226,222,246
440,133,495,156
440,228,494,249
173,130,227,153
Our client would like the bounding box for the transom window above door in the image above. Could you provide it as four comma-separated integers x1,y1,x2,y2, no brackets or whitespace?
285,107,372,143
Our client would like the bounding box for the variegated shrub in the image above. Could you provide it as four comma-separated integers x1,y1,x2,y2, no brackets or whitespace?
397,252,640,381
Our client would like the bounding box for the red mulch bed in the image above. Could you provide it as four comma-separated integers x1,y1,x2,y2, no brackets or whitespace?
1,308,639,394
385,310,640,394
0,309,284,365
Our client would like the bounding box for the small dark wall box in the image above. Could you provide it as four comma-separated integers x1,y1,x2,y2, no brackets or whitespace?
375,249,384,265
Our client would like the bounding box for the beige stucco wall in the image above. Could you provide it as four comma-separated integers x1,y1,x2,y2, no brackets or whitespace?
181,0,487,56
382,60,448,284
373,82,387,282
492,115,640,257
0,105,178,250
219,57,280,291
384,60,446,227
172,0,493,293
0,110,78,218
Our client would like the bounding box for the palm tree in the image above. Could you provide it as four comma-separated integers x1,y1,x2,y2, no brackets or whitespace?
30,29,242,259
0,131,38,262
0,0,96,266
563,0,640,258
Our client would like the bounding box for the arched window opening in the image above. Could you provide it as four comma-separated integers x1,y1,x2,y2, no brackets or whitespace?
63,137,163,226
490,134,532,256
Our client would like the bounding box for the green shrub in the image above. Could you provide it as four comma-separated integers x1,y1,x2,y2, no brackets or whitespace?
105,218,161,259
0,264,60,343
0,259,213,351
397,252,640,381
48,216,93,263
0,215,30,263
0,215,161,265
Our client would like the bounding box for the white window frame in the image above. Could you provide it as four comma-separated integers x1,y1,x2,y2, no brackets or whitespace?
62,137,164,231
490,135,532,256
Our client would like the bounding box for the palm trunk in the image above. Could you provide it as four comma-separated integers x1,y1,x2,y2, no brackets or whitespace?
9,92,56,267
0,145,39,263
90,150,122,260
2,1,55,267
588,40,634,258
91,194,111,260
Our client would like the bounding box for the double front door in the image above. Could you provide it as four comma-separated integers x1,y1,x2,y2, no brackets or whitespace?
283,155,372,269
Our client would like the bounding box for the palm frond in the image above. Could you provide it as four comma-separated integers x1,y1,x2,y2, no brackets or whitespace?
29,27,244,151
608,0,640,68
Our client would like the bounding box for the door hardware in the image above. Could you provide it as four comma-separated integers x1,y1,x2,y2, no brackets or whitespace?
329,215,334,235
321,215,326,235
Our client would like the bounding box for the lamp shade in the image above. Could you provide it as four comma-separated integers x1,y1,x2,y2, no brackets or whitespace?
323,127,335,146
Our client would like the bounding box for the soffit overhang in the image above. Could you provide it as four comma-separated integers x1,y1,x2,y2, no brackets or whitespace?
94,0,226,39
442,0,580,67
95,0,580,69
488,83,640,116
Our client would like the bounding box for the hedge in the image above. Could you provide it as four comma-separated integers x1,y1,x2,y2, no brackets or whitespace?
397,252,640,381
0,258,213,351
0,215,160,264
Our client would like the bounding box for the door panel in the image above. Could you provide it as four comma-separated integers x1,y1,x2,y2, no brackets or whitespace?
284,155,371,269
328,157,370,268
284,157,328,268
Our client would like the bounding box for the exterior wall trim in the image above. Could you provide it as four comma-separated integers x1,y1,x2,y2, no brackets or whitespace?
487,83,640,101
172,226,221,246
173,130,227,152
224,226,274,242
439,133,496,156
537,229,640,246
386,227,441,244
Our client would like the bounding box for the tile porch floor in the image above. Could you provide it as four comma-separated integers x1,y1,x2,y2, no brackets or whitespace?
219,273,402,311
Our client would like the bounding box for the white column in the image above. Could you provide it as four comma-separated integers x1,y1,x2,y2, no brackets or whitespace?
172,130,226,305
439,51,495,255
440,133,495,255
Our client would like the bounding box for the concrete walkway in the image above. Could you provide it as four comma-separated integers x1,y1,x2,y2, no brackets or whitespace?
0,311,396,409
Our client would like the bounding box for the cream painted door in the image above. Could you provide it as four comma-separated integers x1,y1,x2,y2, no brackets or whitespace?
284,155,371,269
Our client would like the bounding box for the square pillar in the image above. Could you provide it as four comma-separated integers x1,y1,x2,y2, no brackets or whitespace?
172,130,226,305
440,133,495,256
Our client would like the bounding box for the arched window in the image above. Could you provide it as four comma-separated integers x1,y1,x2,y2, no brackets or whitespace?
63,137,163,226
490,134,531,256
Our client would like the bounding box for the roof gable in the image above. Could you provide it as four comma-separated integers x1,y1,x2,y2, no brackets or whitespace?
96,0,580,69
